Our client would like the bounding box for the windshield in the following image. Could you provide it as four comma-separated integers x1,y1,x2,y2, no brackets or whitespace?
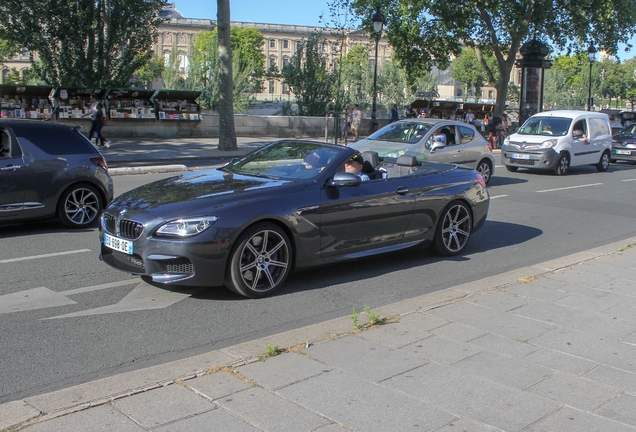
222,141,344,180
367,121,432,144
518,117,571,136
621,124,636,135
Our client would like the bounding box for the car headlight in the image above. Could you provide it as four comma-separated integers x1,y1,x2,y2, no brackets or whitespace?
541,139,558,148
156,216,218,237
503,136,511,145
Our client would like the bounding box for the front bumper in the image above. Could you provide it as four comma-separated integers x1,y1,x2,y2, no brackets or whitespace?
501,147,560,170
611,146,636,162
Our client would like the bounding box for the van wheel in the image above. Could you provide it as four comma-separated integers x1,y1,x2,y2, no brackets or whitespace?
554,153,569,176
596,151,610,172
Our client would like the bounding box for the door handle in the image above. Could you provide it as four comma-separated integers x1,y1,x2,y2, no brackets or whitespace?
0,165,22,171
395,186,409,195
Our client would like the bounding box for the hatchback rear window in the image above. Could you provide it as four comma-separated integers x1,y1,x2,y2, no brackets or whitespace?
11,126,95,155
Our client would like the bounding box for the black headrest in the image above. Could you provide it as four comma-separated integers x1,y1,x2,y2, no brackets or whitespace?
362,160,375,174
361,151,380,168
396,155,418,167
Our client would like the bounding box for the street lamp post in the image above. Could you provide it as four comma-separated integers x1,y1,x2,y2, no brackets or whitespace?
371,6,385,133
587,42,597,111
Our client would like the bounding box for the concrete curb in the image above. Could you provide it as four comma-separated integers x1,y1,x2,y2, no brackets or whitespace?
3,236,636,431
109,165,190,176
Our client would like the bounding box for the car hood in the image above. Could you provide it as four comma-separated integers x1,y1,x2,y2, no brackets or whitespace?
107,169,307,220
613,134,636,144
350,138,418,158
506,133,557,145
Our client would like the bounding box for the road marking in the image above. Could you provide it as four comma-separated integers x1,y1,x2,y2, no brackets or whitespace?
0,249,90,264
536,183,603,193
623,178,636,182
489,195,508,199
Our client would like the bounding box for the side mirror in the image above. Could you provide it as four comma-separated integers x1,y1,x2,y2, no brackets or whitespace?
572,129,584,138
328,172,362,187
431,142,445,152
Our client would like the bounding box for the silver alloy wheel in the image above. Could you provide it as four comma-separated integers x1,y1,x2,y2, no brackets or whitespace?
61,185,101,227
555,153,569,175
477,160,492,184
440,203,471,253
238,229,290,293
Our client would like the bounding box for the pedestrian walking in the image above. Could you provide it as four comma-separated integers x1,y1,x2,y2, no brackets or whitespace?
351,104,362,141
94,103,110,148
82,95,99,143
465,109,475,125
390,104,399,123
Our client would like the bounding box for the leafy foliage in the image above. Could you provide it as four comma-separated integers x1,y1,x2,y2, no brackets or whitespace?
0,0,166,87
350,0,636,115
133,56,165,89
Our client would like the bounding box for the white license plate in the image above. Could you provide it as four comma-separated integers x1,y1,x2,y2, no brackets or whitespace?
615,150,631,155
511,153,530,160
104,233,133,255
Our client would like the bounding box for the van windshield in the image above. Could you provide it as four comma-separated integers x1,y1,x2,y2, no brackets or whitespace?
518,117,571,137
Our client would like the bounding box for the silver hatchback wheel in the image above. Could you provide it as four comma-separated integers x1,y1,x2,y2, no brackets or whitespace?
476,160,492,184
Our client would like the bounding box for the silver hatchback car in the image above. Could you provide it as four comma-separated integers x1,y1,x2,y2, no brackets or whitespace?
350,119,495,184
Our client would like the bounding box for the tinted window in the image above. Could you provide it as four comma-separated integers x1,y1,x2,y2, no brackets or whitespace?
458,126,474,144
11,126,95,155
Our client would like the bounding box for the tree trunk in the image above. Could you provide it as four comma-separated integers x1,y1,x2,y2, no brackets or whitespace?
217,0,237,151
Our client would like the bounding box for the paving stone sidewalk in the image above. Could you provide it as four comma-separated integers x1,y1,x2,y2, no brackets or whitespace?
2,237,636,432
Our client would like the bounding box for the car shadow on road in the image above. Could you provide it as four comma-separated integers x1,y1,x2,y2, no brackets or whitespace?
487,176,528,186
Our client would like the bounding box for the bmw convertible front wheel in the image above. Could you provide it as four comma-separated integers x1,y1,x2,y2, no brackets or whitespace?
433,201,472,257
225,223,292,298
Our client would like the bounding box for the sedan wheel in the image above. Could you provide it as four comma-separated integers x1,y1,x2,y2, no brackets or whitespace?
225,223,292,298
57,183,103,228
554,153,569,176
476,160,492,184
433,201,472,257
596,151,610,172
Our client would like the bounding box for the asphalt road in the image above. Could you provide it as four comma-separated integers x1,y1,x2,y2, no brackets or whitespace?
1,156,636,403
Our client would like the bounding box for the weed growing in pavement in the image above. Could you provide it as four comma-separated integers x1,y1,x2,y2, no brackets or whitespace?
617,243,635,252
257,343,282,361
351,307,361,330
518,276,536,283
364,306,381,326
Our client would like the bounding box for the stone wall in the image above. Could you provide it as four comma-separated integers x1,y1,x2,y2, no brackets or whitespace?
56,115,390,139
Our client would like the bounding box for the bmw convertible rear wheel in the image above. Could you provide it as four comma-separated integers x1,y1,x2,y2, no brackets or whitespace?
433,201,472,257
225,223,292,298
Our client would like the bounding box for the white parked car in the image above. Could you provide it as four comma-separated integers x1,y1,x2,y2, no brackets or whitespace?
502,110,612,175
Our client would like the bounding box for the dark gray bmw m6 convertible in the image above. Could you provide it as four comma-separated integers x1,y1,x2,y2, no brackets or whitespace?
100,140,489,298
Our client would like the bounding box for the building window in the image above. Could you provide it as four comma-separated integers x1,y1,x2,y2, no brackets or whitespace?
269,39,276,48
282,57,289,67
488,90,494,99
269,56,277,69
269,81,275,94
295,40,302,51
368,58,376,71
2,69,9,83
282,83,289,94
283,39,289,49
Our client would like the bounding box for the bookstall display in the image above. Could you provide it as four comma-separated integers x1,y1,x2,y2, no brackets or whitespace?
53,87,106,119
0,85,54,119
105,89,156,120
152,90,202,120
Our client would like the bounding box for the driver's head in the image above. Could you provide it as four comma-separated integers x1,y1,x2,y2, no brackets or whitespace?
345,153,364,174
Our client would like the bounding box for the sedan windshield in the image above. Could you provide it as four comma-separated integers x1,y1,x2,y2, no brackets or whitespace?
518,117,571,137
222,141,344,180
620,124,636,135
367,121,432,144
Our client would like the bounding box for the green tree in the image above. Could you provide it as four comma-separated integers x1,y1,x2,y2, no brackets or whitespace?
282,32,335,116
0,0,166,87
162,44,186,90
3,67,20,84
451,48,498,102
0,39,18,67
133,56,165,89
339,44,371,107
351,0,636,116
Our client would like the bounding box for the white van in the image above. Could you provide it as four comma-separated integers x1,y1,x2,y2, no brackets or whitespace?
502,110,612,175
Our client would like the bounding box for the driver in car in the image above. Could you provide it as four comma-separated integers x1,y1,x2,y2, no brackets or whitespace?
344,153,370,181
432,129,447,146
